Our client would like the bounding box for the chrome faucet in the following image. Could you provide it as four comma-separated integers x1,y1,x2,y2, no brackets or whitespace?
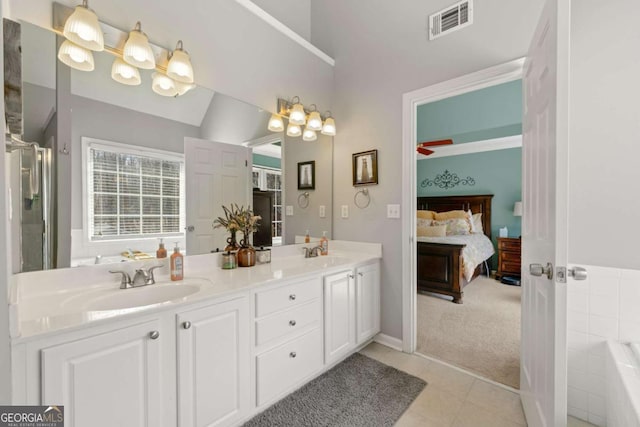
303,246,323,258
110,265,163,289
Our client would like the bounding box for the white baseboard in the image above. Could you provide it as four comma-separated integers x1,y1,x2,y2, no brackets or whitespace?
373,333,403,351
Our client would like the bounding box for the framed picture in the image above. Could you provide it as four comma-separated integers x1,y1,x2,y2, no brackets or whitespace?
297,160,315,190
352,149,378,186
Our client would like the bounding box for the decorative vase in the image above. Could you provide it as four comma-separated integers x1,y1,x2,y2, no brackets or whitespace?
225,230,240,252
237,246,256,267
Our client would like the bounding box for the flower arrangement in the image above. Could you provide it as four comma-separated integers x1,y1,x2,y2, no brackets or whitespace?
214,204,261,248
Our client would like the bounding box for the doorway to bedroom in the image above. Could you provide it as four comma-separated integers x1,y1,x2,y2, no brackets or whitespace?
414,78,523,389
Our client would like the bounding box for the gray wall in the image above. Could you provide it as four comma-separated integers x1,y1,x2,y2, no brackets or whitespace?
283,133,333,243
310,0,544,340
568,0,640,269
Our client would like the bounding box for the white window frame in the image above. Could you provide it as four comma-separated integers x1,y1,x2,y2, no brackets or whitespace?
252,165,282,245
82,137,186,245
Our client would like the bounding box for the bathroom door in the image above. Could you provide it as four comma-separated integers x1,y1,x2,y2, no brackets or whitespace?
184,137,251,255
520,0,570,425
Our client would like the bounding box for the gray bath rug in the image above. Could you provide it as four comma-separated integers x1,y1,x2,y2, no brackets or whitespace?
243,352,426,427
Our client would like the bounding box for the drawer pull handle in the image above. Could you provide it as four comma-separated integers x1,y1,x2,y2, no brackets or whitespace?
289,320,297,327
289,351,297,358
183,321,191,329
149,331,160,340
289,294,296,301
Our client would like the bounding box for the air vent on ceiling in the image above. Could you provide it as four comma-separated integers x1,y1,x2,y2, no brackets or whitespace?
429,0,473,40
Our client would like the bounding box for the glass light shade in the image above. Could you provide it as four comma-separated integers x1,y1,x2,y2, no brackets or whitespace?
123,24,156,69
303,128,317,142
289,103,306,125
152,72,178,97
57,40,94,71
63,4,104,51
174,80,195,96
321,117,336,136
307,111,322,131
513,201,523,217
268,114,284,132
111,58,141,85
167,43,194,84
286,123,302,137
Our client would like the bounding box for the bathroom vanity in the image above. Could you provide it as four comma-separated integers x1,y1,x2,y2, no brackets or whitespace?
8,241,381,427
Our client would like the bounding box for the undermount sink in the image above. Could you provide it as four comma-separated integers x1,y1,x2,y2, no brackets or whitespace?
87,284,201,311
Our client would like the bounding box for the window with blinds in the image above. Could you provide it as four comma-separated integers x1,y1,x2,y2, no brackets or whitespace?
87,142,185,240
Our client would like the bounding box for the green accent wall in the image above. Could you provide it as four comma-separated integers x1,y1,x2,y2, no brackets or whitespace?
417,80,522,144
417,148,522,264
253,154,281,169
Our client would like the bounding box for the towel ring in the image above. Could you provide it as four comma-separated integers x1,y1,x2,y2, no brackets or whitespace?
354,188,371,209
298,192,310,209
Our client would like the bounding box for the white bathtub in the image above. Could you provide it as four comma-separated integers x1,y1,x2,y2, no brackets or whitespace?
606,341,640,426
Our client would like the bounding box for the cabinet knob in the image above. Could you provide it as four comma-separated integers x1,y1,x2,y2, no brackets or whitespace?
149,331,160,340
348,274,355,279
289,351,297,358
289,294,296,301
183,321,191,330
358,272,364,277
289,320,297,327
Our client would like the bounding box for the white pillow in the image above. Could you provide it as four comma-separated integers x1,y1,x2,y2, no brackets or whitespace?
471,212,483,234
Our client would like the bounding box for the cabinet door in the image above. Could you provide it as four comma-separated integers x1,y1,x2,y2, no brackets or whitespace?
41,320,163,427
356,262,381,345
177,297,250,427
324,270,356,365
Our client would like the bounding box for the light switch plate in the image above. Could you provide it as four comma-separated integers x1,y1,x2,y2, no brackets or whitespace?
387,204,401,219
341,205,349,218
286,205,294,216
319,205,326,218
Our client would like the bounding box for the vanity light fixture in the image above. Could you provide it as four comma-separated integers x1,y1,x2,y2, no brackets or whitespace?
57,40,95,71
268,97,337,137
123,22,156,69
152,72,178,97
62,0,104,51
286,123,302,137
174,80,196,96
267,114,285,132
111,58,141,85
167,40,194,84
302,127,318,142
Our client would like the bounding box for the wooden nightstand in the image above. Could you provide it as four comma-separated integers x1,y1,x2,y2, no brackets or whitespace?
496,237,521,278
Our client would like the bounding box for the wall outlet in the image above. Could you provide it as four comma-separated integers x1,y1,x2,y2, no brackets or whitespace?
319,205,326,218
285,205,294,216
387,204,401,219
341,205,349,218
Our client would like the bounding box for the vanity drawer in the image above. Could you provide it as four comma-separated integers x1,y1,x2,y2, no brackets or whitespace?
255,299,321,347
256,327,323,406
255,277,321,317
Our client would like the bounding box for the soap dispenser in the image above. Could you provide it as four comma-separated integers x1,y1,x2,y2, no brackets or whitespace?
320,231,329,256
170,242,184,281
305,230,311,244
156,238,167,259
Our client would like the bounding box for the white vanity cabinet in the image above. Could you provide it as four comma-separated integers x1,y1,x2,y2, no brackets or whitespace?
40,320,166,427
324,261,381,365
176,297,250,427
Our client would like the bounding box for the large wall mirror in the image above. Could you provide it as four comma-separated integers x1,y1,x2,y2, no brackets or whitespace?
4,19,333,272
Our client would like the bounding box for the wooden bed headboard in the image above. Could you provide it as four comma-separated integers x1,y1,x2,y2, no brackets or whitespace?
417,194,494,240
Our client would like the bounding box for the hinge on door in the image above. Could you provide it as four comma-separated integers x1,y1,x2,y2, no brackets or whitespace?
245,160,248,167
556,266,567,283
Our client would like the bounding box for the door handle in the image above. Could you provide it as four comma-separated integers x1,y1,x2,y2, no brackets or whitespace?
186,225,195,232
530,263,553,280
568,266,587,281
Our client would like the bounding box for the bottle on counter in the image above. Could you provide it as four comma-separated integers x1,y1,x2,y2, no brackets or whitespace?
170,242,184,281
305,230,311,244
156,238,167,259
320,231,329,256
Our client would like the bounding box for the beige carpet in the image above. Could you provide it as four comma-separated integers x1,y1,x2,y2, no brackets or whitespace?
416,277,521,389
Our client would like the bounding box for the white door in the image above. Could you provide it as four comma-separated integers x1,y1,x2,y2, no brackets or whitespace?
185,137,250,255
177,297,250,427
324,270,356,364
41,320,164,427
356,262,381,345
520,0,570,425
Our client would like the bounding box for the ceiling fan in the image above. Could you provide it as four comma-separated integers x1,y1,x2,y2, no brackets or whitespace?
416,139,453,156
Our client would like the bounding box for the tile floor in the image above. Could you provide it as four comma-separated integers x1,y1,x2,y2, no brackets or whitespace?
360,342,597,427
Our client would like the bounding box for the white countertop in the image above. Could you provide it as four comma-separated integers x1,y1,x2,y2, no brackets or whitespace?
9,241,382,341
